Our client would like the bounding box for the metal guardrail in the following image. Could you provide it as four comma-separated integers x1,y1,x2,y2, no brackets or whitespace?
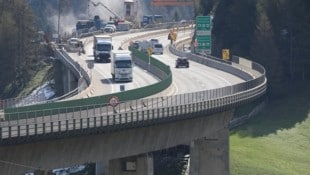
0,30,267,145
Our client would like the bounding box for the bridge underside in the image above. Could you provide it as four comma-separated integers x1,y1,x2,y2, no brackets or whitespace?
0,110,233,175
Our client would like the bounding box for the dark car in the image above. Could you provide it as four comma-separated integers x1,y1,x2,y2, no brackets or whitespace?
175,57,189,68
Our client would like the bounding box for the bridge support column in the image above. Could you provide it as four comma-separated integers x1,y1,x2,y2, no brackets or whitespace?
62,66,77,94
96,160,109,175
189,121,230,175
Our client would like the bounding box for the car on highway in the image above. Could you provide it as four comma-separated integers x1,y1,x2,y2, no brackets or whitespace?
129,40,140,49
175,57,189,68
152,43,163,54
103,24,116,33
150,38,159,45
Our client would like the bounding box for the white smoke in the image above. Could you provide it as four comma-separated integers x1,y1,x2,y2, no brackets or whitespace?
88,0,125,21
47,10,77,37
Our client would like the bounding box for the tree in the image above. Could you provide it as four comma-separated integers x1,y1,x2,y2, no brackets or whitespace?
212,0,256,57
250,1,285,95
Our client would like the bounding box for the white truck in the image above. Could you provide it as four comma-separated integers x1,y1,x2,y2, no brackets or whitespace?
93,35,113,62
111,50,133,82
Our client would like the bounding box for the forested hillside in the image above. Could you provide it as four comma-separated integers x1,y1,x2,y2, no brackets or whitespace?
0,0,46,97
210,0,310,95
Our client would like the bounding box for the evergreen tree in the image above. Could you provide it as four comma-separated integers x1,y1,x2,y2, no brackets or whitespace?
250,1,285,95
212,0,256,58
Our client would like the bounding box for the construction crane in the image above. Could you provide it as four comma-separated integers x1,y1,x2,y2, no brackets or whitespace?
89,0,123,20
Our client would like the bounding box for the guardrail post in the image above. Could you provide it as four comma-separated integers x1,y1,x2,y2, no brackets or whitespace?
87,118,90,129
58,121,61,132
147,110,149,120
8,126,12,138
100,116,103,127
94,117,97,127
43,123,45,134
51,122,53,133
18,126,20,137
35,124,38,135
73,119,76,130
80,119,83,129
66,120,69,131
0,127,2,141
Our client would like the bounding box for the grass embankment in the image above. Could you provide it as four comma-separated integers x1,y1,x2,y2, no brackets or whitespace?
18,63,53,97
1,61,53,98
230,85,310,175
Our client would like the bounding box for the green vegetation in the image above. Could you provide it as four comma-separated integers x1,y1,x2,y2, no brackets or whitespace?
0,0,50,98
230,84,310,175
17,62,53,97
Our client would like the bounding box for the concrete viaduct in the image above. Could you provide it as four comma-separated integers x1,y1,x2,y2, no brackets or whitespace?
0,29,267,175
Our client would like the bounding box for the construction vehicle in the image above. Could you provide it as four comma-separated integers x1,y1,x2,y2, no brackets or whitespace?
89,1,123,22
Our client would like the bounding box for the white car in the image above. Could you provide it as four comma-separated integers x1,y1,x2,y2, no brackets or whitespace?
152,43,163,55
103,24,116,33
105,24,116,30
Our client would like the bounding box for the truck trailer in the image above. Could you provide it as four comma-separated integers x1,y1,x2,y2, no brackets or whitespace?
93,35,113,62
111,50,133,82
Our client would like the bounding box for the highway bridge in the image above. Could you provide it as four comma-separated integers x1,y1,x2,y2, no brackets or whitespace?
0,27,266,175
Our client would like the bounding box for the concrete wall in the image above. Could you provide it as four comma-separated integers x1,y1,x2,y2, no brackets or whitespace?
0,110,233,175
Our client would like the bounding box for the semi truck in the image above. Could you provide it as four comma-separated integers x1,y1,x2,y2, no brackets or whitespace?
93,35,113,62
111,50,133,82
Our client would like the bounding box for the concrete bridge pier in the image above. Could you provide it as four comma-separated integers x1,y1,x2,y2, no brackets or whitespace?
189,125,230,175
96,160,109,175
60,65,78,95
96,153,154,175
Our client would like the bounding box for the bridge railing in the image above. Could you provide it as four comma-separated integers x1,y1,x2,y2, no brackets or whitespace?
0,74,266,144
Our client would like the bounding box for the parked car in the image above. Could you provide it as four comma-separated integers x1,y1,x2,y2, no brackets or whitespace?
175,57,189,68
152,43,163,54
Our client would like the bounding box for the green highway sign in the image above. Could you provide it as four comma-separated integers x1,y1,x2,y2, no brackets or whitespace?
197,36,211,50
195,16,212,54
196,16,211,35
